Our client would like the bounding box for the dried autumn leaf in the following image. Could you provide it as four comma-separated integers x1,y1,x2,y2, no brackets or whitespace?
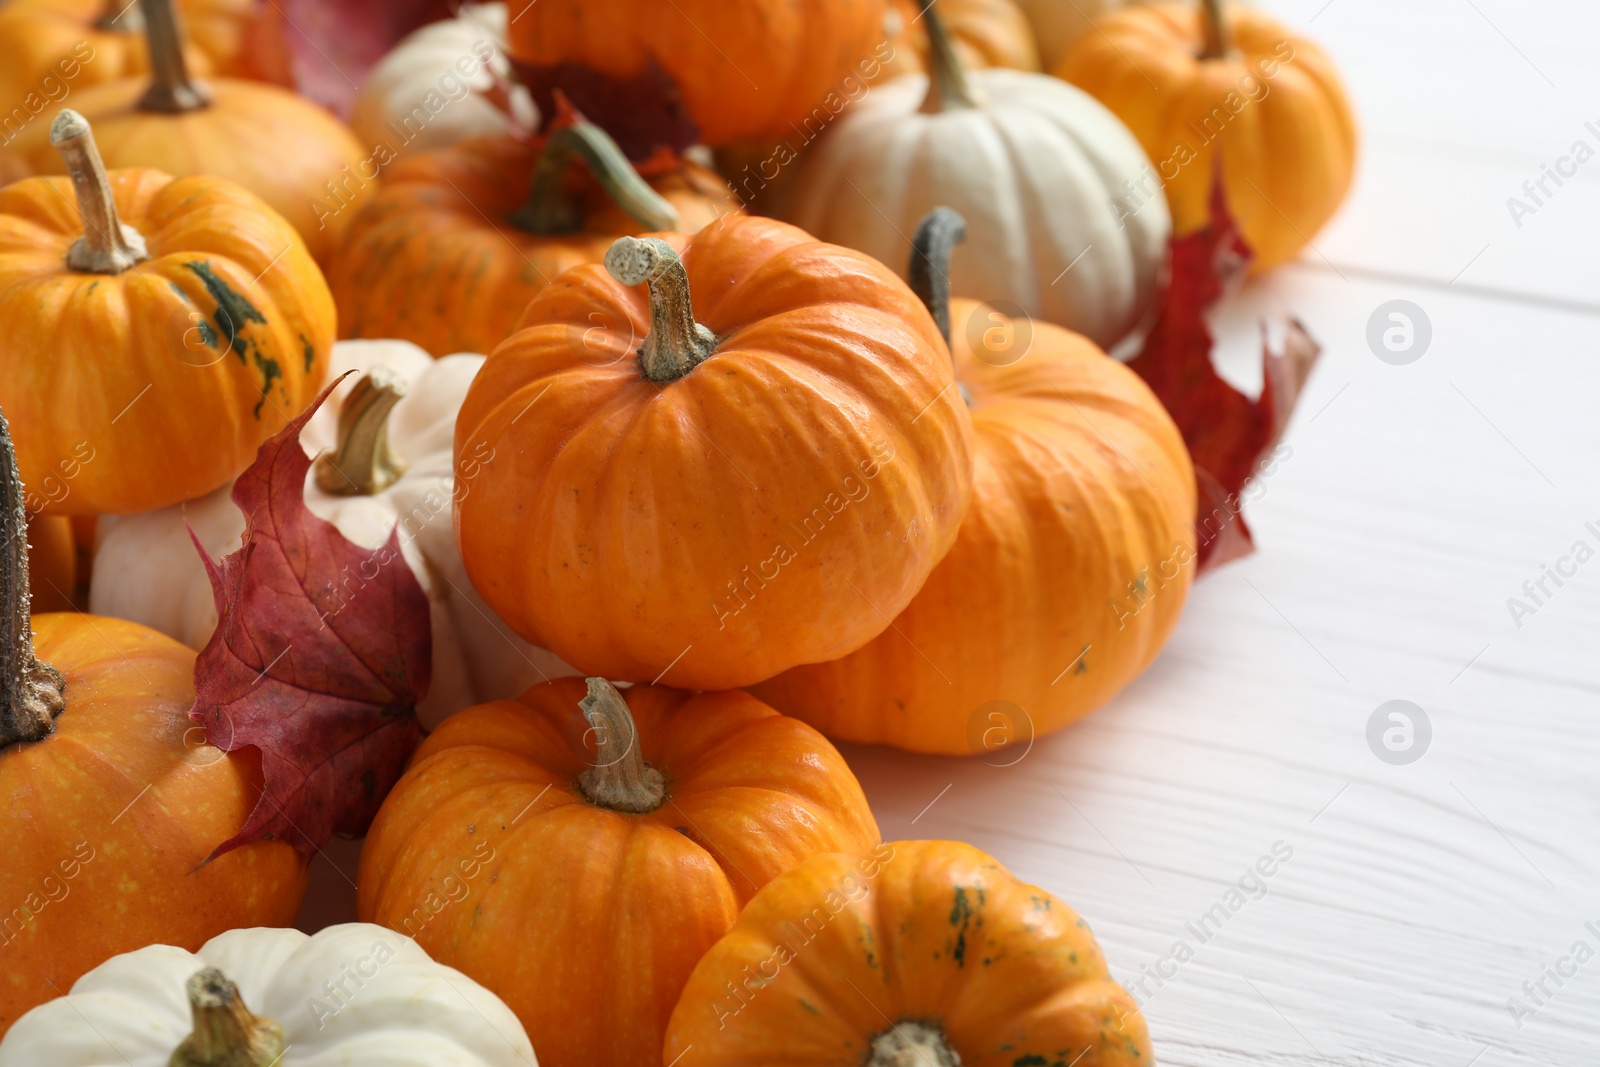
513,57,701,161
189,379,430,861
1127,178,1322,572
245,0,457,116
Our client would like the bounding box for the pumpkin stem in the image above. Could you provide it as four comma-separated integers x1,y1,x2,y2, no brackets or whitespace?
169,968,285,1067
137,0,212,113
50,110,150,274
511,121,680,236
575,677,666,815
868,1021,963,1067
96,0,144,32
0,410,65,752
1198,0,1229,59
909,207,968,350
920,1,980,113
314,368,409,497
605,236,718,383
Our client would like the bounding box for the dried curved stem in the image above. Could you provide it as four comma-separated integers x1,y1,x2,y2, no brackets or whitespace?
605,236,717,383
1199,0,1229,60
0,407,64,751
511,121,680,236
920,0,980,113
169,968,285,1067
314,368,409,497
51,110,149,275
909,207,968,350
137,0,212,113
575,678,665,814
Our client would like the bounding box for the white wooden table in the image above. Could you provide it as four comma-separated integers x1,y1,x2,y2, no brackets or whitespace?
299,4,1600,1063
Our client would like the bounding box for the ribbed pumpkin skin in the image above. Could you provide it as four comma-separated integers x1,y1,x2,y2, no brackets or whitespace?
0,167,332,515
0,0,252,114
326,133,740,357
507,0,887,146
0,615,308,1038
877,0,1041,81
453,215,976,690
752,298,1194,753
1056,2,1357,270
12,79,372,262
357,677,881,1067
665,840,1151,1065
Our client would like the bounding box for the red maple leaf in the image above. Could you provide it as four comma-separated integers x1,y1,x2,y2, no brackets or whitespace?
242,0,457,117
512,57,701,162
1127,179,1322,573
189,379,430,861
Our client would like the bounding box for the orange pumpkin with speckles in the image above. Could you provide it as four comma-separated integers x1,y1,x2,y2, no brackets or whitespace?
665,840,1152,1066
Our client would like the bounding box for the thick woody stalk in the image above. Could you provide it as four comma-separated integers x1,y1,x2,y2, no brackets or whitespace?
51,110,149,274
604,236,718,383
169,968,286,1067
0,407,65,750
575,678,665,814
137,0,212,113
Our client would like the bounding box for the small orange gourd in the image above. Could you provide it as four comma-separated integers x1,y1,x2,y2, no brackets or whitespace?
1055,0,1357,270
666,840,1151,1066
453,214,975,690
0,110,332,516
753,209,1195,754
358,676,880,1067
10,0,373,262
327,121,739,357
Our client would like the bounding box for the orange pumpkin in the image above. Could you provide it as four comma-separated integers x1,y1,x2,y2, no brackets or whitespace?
328,122,740,357
876,0,1041,82
0,407,307,1038
23,514,75,614
358,676,880,1067
9,0,373,262
752,209,1194,754
454,214,975,690
666,839,1151,1065
0,110,332,515
0,0,255,137
1055,0,1357,270
508,0,889,146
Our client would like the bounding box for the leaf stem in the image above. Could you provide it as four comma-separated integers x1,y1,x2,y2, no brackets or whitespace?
137,0,212,113
575,678,665,814
169,968,286,1067
510,121,680,235
314,368,409,497
0,407,65,751
604,236,717,382
920,0,980,113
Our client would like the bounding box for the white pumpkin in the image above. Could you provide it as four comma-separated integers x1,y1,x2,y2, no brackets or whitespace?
0,923,537,1066
349,2,536,157
782,7,1169,349
89,340,576,729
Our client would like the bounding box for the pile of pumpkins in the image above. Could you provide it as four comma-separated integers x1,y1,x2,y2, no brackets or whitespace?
0,0,1354,1064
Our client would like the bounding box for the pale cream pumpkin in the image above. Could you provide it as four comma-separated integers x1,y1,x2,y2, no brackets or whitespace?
781,4,1169,349
349,3,537,158
0,923,538,1065
89,340,576,727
